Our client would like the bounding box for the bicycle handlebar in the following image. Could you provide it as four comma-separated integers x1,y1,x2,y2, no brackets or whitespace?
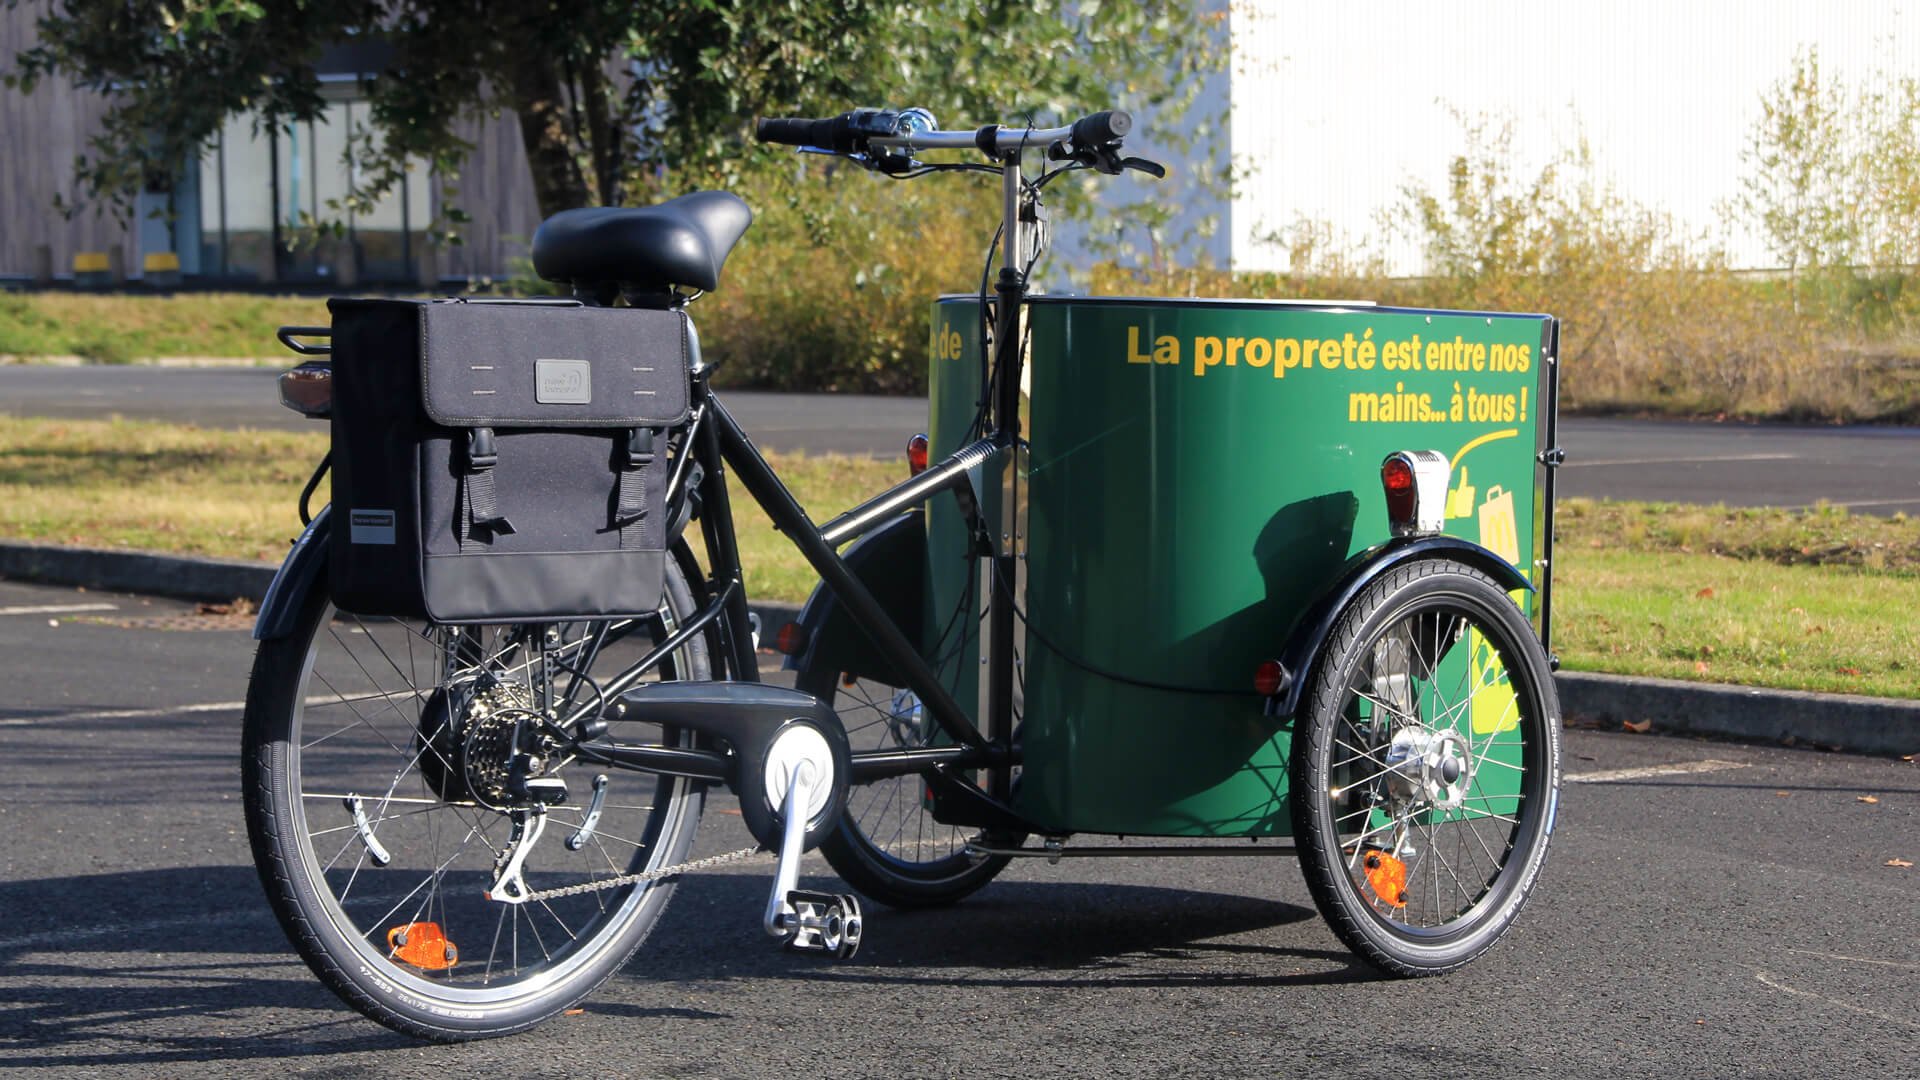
755,116,849,151
1070,110,1131,147
754,108,1133,159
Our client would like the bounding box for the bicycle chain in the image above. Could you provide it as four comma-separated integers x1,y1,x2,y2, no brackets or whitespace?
504,844,769,904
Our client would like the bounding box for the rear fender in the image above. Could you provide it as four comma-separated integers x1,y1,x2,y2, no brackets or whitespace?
254,506,330,641
1265,535,1532,719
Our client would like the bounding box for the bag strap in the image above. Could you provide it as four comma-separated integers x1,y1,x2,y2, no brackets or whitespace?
615,427,658,548
458,427,515,547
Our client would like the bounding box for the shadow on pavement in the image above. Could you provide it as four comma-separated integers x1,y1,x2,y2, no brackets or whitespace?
0,866,411,1066
0,861,1373,1066
630,873,1375,993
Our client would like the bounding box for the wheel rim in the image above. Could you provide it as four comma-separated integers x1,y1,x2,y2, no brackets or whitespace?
1318,589,1549,942
813,673,985,880
283,607,697,1002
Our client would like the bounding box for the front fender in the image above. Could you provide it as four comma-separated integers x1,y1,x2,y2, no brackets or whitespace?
254,506,330,641
1265,535,1532,718
785,511,925,686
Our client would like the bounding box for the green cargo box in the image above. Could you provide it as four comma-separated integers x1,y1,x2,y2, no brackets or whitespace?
925,296,1557,838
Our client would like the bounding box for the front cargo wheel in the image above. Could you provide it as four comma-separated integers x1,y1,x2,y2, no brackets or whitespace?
1290,558,1560,976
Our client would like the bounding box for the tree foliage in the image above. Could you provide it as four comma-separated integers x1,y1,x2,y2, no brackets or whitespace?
5,0,1216,226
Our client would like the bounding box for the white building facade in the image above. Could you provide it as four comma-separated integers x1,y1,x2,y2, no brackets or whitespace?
1207,1,1920,274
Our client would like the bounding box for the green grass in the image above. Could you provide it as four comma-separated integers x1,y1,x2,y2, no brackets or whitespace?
0,415,898,598
1555,549,1920,699
5,414,1918,697
0,292,328,362
1550,497,1920,698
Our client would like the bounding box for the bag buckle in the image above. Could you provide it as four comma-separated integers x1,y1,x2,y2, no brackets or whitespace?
467,428,499,470
623,428,656,470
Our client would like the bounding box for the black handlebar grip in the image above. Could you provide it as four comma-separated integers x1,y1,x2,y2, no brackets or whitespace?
756,117,834,147
1071,110,1132,147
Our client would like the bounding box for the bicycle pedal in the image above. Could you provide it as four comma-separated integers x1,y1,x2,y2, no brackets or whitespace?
778,889,862,960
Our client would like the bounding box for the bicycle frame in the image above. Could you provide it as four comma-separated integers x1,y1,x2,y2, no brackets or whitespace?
557,157,1036,795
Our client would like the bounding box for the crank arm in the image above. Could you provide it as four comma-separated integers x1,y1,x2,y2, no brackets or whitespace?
761,760,863,959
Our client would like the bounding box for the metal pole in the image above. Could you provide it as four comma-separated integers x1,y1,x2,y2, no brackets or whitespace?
983,157,1026,804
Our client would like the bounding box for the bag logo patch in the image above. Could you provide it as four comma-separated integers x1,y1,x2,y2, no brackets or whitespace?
350,509,396,546
535,358,592,404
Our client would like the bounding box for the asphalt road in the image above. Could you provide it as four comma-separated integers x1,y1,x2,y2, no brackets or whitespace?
4,366,1920,511
0,575,1915,1078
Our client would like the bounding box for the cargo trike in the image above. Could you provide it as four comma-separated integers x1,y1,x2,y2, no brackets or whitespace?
245,107,1563,1040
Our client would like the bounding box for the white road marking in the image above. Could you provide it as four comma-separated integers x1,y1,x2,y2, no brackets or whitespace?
0,699,249,727
1754,970,1919,1029
1564,452,1796,468
0,602,119,617
1787,949,1920,971
1565,759,1748,784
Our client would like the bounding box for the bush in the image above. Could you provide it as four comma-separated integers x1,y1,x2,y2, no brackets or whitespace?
682,160,999,395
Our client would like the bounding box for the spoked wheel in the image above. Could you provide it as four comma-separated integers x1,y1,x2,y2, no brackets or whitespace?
795,668,1016,908
1290,558,1560,976
242,563,708,1040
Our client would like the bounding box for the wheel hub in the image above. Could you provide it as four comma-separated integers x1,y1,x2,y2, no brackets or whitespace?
1384,727,1472,810
415,681,547,807
886,688,926,746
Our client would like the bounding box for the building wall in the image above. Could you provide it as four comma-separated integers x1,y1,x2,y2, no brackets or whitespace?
0,2,140,280
1228,0,1920,274
437,111,543,284
1,2,541,286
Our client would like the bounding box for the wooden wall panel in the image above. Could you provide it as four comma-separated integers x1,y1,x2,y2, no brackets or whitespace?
1,1,138,280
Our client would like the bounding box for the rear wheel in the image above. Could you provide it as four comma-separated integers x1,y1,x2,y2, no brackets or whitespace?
796,669,1013,908
1290,559,1560,975
242,563,707,1040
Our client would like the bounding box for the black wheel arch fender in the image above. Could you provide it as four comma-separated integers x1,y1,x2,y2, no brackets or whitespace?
1264,535,1534,719
783,510,926,686
253,505,331,642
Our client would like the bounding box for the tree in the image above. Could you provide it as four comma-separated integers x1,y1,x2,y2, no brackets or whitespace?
5,0,1215,227
1735,47,1860,282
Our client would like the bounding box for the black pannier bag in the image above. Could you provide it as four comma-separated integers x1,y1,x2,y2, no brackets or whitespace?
327,298,690,623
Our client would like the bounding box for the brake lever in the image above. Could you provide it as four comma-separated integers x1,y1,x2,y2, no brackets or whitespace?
1121,157,1167,180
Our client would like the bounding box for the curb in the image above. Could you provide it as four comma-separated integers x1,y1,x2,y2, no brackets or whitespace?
0,539,804,637
1555,670,1919,758
0,539,276,603
1,541,1911,756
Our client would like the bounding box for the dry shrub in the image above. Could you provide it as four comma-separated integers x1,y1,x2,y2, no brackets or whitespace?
1090,119,1920,423
693,161,996,394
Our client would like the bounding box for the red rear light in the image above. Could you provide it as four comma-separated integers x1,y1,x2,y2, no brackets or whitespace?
1381,456,1414,493
774,622,811,656
1253,659,1290,697
1381,454,1417,527
1381,450,1448,535
906,433,930,476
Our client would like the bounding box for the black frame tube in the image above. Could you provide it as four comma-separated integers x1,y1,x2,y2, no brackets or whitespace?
572,741,730,781
554,580,735,730
706,395,989,751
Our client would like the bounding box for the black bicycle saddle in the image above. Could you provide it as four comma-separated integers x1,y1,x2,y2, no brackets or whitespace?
531,190,753,293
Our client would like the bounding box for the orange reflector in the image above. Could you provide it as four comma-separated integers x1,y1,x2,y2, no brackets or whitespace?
774,621,810,656
387,922,458,970
1253,659,1288,697
906,433,930,476
1362,850,1408,908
